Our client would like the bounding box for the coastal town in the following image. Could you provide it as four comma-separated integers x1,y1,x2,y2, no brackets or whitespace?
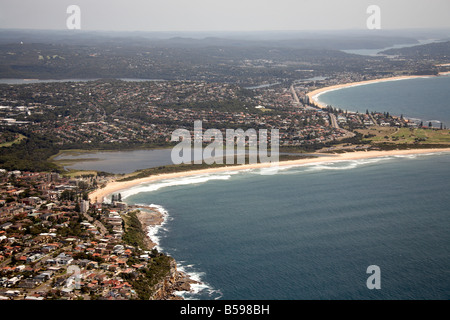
0,169,194,300
1,75,449,300
0,76,438,155
1,28,450,301
0,79,353,148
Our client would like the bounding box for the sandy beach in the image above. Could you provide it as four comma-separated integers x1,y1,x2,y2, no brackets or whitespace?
307,74,435,109
89,148,450,203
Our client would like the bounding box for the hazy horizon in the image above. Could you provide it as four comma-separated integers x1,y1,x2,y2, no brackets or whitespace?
1,28,449,43
1,0,449,32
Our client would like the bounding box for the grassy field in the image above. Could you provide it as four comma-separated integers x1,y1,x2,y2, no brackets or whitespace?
356,126,450,145
61,169,100,178
0,134,26,147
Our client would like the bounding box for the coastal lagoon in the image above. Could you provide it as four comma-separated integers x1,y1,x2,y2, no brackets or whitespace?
54,149,174,174
123,152,450,299
55,149,309,174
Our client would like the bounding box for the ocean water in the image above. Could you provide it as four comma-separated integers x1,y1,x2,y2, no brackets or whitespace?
317,74,450,127
124,152,450,300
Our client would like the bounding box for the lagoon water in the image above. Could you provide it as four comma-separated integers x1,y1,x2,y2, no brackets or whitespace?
54,149,174,174
317,74,450,127
124,153,450,300
55,149,309,174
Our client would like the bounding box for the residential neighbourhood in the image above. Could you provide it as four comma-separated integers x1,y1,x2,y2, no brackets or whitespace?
0,78,419,153
0,169,183,300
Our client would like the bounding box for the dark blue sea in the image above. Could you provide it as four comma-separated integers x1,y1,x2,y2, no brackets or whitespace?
121,75,450,300
124,152,450,300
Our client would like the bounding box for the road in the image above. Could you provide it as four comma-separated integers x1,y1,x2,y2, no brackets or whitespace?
290,85,300,106
328,113,356,140
369,113,378,125
82,211,108,236
329,113,339,129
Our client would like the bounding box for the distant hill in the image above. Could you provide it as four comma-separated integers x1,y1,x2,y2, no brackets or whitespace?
380,40,450,60
0,29,421,50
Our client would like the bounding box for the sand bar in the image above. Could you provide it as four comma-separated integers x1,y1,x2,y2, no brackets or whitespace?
89,148,450,203
307,75,436,109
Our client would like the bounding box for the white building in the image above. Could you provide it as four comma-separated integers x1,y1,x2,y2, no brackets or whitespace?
80,200,89,213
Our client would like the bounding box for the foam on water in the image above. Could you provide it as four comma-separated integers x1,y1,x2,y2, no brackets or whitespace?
174,263,223,300
120,173,235,200
140,204,170,251
136,202,222,299
123,150,450,299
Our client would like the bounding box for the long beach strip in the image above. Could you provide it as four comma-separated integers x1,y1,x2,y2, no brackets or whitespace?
89,148,450,203
90,72,450,202
306,74,435,109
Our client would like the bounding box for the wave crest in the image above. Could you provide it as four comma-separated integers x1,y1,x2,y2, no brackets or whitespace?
121,173,235,200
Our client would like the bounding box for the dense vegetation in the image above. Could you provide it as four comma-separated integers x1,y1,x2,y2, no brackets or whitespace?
122,211,150,250
0,129,60,172
127,254,173,300
121,210,173,300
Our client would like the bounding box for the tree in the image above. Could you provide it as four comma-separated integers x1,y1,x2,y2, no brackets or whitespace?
60,189,75,201
78,181,89,191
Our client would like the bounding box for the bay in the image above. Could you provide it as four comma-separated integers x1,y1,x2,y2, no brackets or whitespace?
124,152,450,300
317,74,450,127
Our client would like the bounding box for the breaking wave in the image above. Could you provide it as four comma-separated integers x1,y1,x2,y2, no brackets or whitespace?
120,172,241,201
141,203,223,300
120,150,448,299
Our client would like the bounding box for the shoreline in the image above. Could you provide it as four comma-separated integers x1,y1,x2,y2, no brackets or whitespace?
133,206,199,299
133,205,166,250
89,147,450,299
88,148,450,203
306,74,447,109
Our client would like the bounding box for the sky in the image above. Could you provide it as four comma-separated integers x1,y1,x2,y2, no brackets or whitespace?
0,0,449,32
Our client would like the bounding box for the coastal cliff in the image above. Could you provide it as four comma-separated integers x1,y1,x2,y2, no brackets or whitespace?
150,259,197,300
132,207,198,300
